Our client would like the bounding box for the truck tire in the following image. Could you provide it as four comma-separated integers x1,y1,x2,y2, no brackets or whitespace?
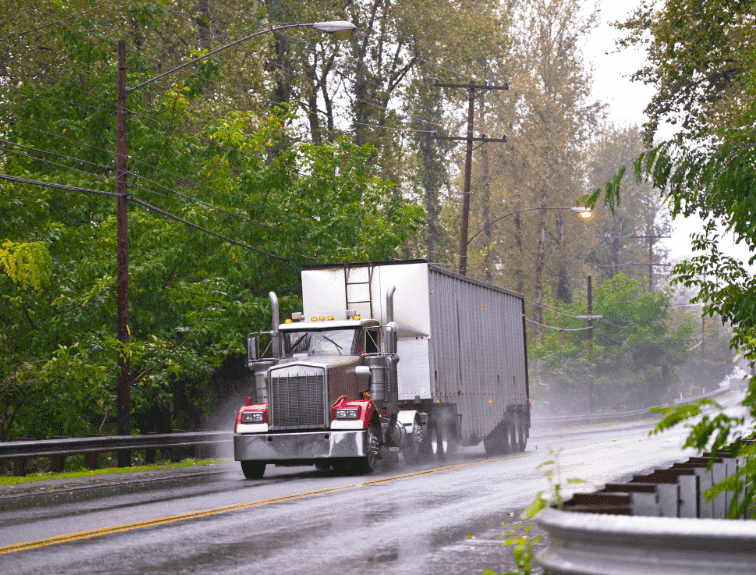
428,417,447,461
516,413,527,451
240,461,266,479
401,414,423,464
484,420,512,457
352,421,380,474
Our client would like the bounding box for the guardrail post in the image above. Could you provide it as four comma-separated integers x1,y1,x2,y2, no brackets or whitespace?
50,454,65,473
13,457,26,477
86,452,99,470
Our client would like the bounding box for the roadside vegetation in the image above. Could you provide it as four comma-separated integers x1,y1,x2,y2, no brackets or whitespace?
0,457,228,485
588,0,756,519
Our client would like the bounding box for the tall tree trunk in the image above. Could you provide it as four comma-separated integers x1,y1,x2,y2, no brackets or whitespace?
197,0,212,98
423,125,437,262
535,187,548,333
555,211,571,302
514,212,523,293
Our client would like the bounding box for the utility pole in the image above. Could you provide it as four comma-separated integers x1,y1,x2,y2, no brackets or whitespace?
116,40,131,465
608,234,671,291
588,275,594,413
434,82,508,276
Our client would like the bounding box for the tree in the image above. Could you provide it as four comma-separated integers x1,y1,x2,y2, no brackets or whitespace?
616,0,755,144
584,126,671,287
0,26,422,441
459,0,602,325
590,0,756,518
533,273,693,414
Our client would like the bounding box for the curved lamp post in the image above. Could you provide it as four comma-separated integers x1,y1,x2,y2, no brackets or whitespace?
465,206,593,248
114,20,356,465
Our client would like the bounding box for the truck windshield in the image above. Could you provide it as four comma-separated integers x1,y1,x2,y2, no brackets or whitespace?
282,328,361,357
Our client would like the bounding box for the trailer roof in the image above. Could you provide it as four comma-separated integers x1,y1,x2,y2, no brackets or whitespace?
302,259,525,301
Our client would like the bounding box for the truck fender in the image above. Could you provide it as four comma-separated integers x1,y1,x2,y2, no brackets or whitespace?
331,397,377,430
396,410,421,448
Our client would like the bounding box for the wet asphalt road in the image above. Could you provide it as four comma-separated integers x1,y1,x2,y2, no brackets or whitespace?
0,417,726,575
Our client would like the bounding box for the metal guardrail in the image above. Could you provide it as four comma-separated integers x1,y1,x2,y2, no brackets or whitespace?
536,437,756,574
537,508,756,575
531,387,730,428
0,431,233,476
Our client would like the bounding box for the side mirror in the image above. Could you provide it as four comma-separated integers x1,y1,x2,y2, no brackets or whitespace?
382,323,398,355
247,335,259,361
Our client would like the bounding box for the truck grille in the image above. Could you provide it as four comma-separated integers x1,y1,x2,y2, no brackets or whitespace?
269,372,326,430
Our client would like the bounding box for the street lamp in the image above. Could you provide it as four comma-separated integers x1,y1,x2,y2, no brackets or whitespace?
114,20,356,466
465,206,594,247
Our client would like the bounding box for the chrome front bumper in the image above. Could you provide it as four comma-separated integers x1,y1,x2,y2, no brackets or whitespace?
234,430,367,462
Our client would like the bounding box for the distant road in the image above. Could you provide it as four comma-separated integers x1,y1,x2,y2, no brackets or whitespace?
1,412,733,575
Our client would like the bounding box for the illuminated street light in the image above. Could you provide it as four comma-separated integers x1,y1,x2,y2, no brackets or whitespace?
570,206,594,221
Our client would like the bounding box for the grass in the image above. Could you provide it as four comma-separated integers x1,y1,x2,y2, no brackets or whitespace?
0,458,232,486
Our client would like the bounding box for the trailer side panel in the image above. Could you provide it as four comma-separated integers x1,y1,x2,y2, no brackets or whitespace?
427,266,528,441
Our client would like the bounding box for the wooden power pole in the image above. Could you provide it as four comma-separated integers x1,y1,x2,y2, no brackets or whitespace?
434,82,508,276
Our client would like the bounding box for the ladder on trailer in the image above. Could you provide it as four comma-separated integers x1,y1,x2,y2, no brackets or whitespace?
344,264,375,319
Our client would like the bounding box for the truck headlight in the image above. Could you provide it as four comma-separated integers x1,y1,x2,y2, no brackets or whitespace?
241,412,265,423
334,408,360,419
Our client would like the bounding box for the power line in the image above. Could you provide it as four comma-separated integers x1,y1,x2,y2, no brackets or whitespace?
525,318,594,332
0,171,290,260
0,172,118,198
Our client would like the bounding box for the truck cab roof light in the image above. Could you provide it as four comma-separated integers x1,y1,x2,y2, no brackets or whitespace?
319,316,325,321
327,316,334,321
311,317,317,322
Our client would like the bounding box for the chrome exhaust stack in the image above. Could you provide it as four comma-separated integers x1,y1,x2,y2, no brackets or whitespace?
269,291,280,358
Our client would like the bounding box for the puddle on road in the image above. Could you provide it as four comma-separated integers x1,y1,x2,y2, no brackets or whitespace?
354,508,548,574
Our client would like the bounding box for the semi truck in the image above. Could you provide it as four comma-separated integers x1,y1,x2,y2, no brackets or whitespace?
234,260,530,479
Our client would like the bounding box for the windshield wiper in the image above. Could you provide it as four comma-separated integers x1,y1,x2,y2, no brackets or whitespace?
322,335,343,355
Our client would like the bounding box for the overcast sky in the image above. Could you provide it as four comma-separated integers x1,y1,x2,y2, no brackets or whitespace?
582,0,753,271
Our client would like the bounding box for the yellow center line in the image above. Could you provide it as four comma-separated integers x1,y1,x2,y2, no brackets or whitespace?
0,452,533,555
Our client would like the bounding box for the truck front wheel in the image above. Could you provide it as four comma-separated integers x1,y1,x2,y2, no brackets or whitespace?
352,422,380,474
240,461,266,479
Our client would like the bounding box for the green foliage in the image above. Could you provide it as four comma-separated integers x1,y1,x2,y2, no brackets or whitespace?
0,37,422,441
532,274,694,412
589,7,756,519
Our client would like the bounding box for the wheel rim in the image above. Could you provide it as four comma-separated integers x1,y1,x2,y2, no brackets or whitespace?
366,425,380,468
430,421,439,456
440,424,449,455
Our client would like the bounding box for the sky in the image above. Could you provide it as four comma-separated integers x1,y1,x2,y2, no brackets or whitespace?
582,0,754,271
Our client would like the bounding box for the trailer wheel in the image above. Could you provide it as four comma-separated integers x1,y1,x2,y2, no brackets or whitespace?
484,420,511,456
516,413,527,451
509,417,518,451
240,461,266,479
